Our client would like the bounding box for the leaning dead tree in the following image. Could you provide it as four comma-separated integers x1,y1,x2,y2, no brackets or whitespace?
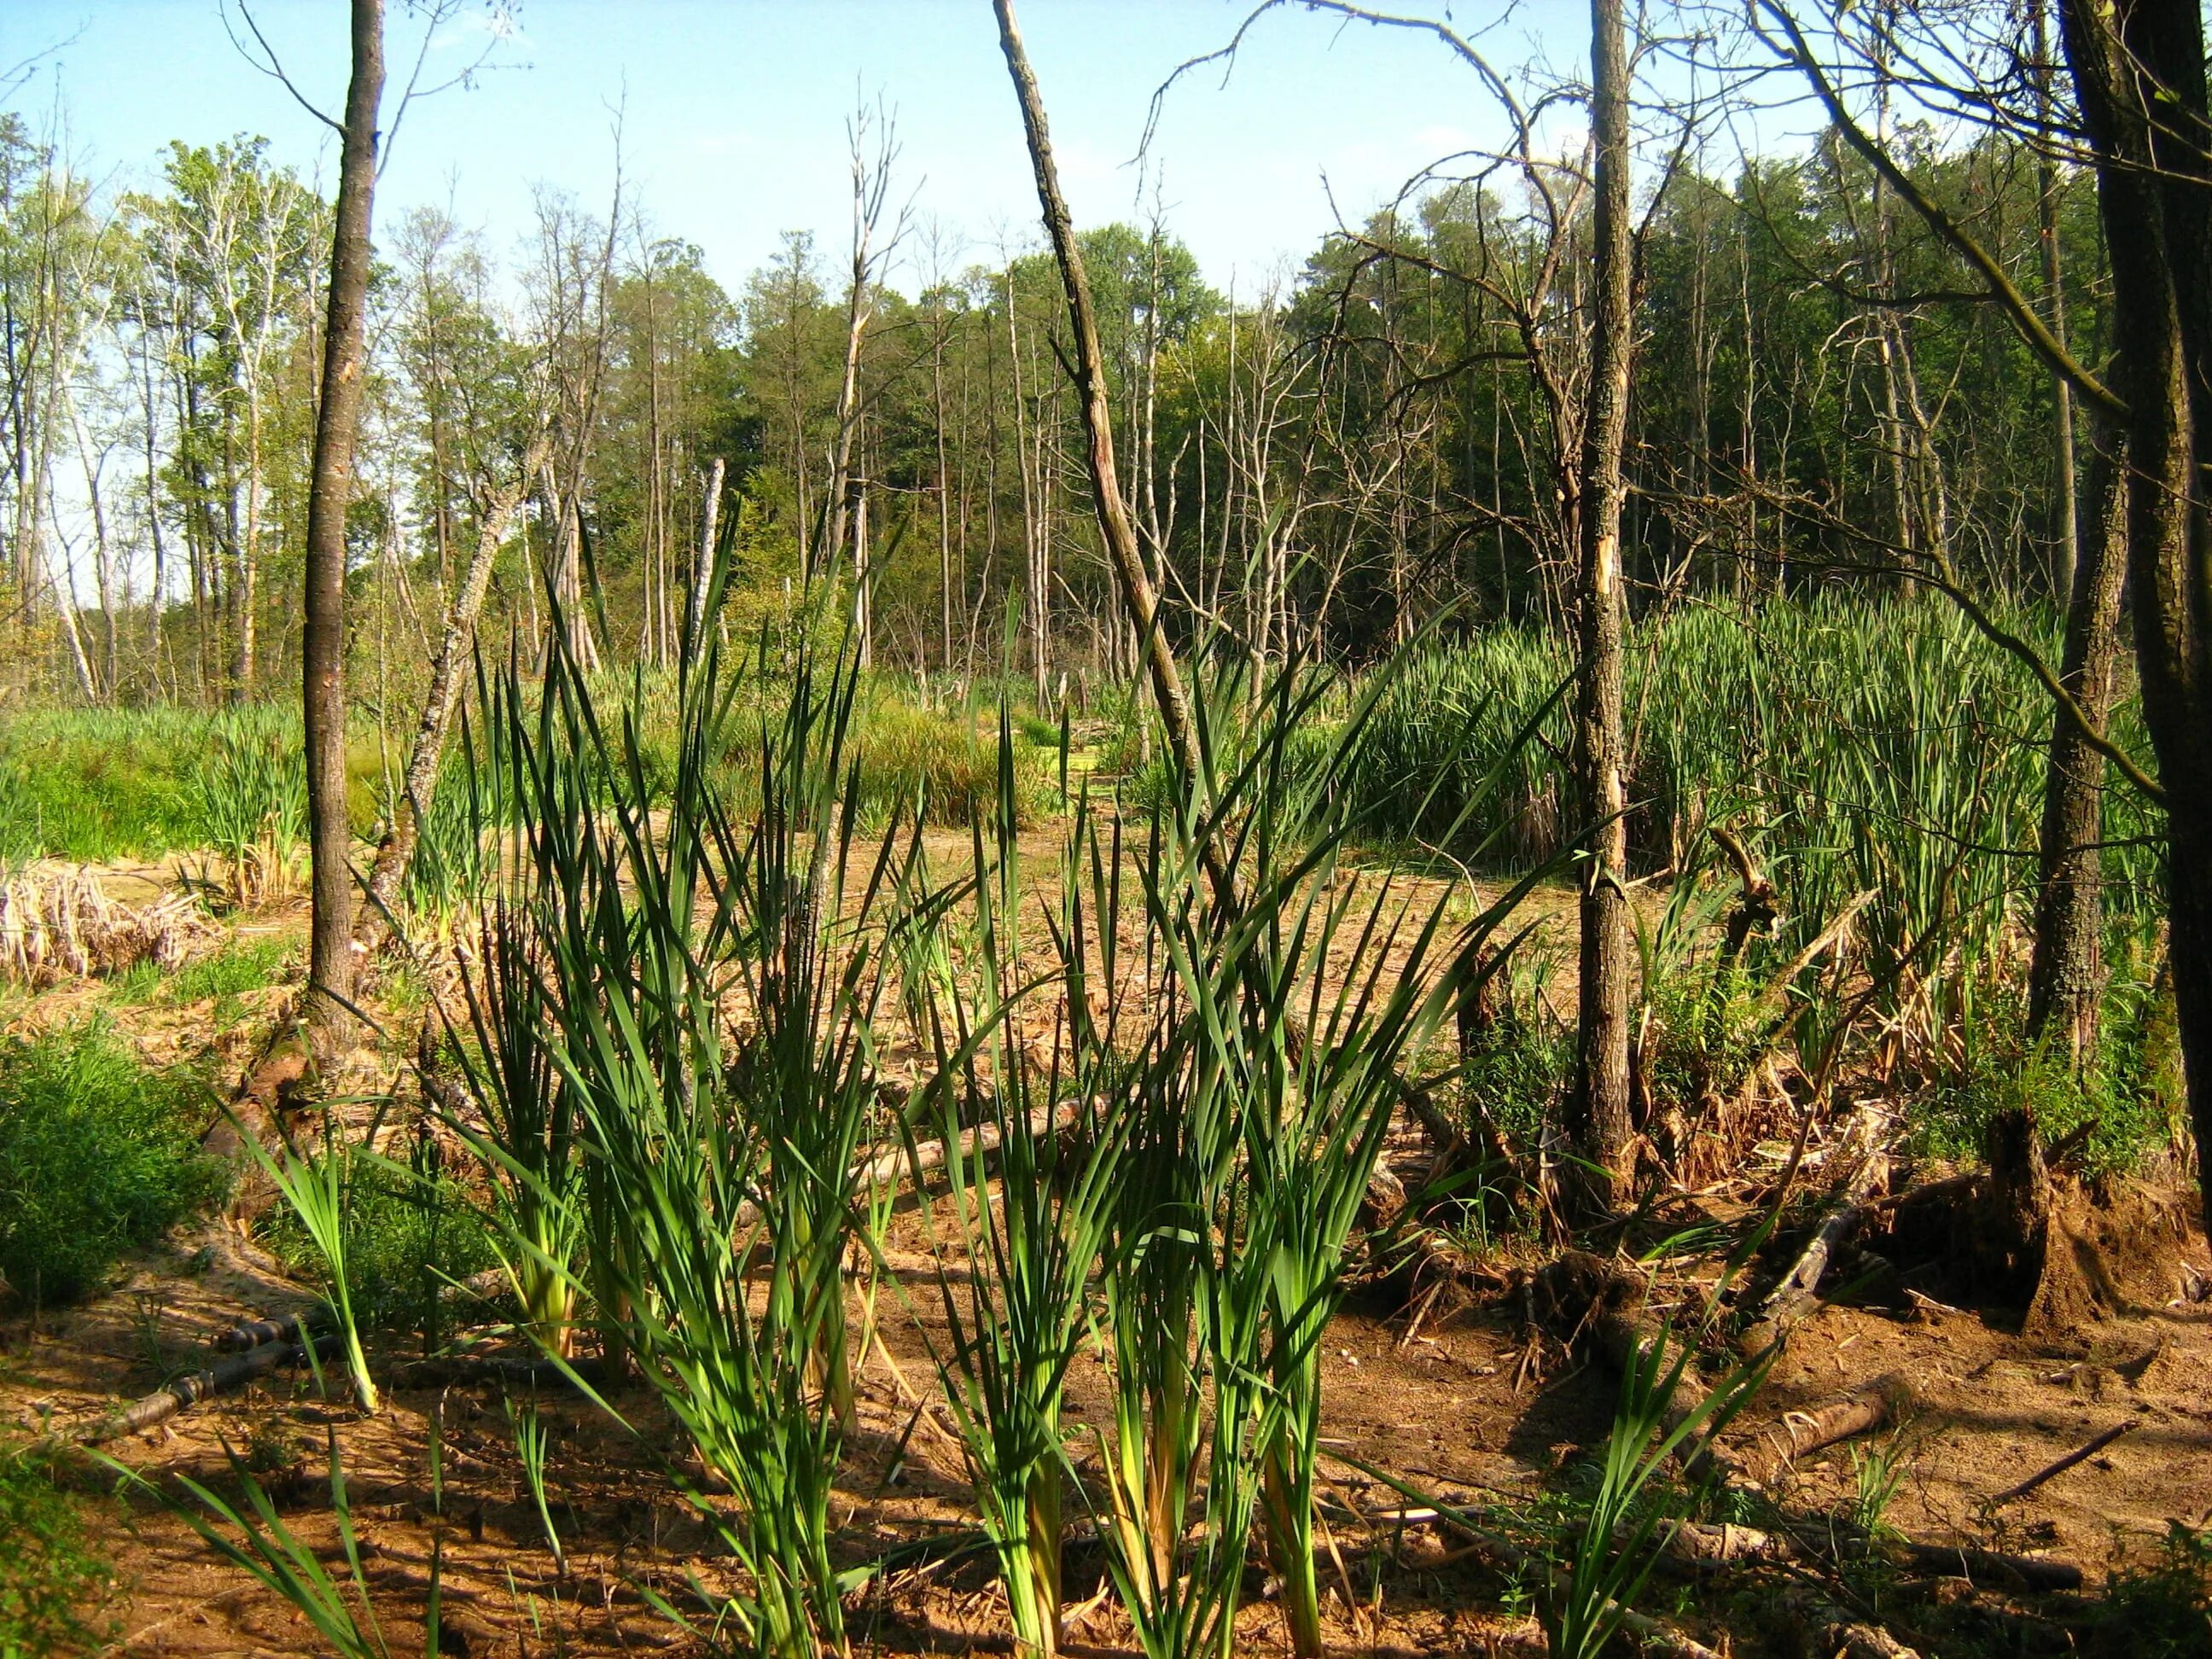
352,422,552,950
994,0,1207,795
1569,0,1639,1214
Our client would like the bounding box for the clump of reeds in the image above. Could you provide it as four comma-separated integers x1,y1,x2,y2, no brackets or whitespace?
445,543,908,1659
1337,595,2162,1081
183,717,309,909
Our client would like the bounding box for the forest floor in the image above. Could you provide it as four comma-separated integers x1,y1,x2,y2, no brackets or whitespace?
3,851,2209,1658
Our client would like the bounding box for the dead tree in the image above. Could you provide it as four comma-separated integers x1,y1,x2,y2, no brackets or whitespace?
995,0,1207,795
1569,0,1639,1212
352,430,550,951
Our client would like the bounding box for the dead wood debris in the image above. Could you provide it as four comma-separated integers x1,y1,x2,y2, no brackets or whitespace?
0,864,211,987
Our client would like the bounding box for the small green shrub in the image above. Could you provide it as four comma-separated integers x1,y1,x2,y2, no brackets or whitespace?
1915,984,2180,1177
257,1134,496,1353
0,1447,118,1656
0,1022,223,1306
1456,948,1575,1152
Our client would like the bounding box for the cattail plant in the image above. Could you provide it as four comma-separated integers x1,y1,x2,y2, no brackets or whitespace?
188,710,308,907
479,548,905,1659
445,894,581,1359
1093,647,1530,1659
899,731,1129,1658
237,1118,380,1416
1083,796,1259,1659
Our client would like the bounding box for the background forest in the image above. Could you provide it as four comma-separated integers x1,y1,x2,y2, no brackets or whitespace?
0,84,2107,708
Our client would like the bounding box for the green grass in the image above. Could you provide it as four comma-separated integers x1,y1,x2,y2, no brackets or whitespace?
0,679,1051,884
848,692,1054,827
168,935,296,1003
0,1022,224,1307
108,934,296,1007
0,705,386,864
0,1445,119,1656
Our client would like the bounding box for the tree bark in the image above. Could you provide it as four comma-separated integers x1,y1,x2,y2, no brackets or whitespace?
2061,0,2212,1232
1569,0,1638,1213
2027,422,2128,1065
684,454,725,647
822,111,888,585
302,0,385,1048
2033,0,2081,605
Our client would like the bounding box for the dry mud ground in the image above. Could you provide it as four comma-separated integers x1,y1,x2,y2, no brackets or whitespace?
3,848,2209,1657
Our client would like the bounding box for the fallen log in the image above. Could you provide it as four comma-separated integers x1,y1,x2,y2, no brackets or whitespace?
1893,1542,2081,1594
72,1333,344,1445
212,1303,335,1353
1650,1519,1795,1571
1789,1593,1921,1659
1737,1383,1896,1487
1736,1107,1889,1356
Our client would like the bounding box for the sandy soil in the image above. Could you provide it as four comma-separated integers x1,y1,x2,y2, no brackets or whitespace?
4,859,2209,1658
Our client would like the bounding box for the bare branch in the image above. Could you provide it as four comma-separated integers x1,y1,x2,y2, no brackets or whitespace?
1752,0,2125,422
224,1,342,132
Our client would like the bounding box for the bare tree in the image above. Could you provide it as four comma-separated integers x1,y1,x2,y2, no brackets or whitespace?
820,96,907,667
996,0,1206,799
352,424,549,950
1569,0,1639,1212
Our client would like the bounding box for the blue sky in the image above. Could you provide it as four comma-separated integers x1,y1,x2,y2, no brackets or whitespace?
6,0,1594,297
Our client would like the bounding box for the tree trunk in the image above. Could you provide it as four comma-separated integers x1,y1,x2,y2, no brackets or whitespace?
2027,422,2128,1066
2034,0,2081,605
302,0,385,1050
934,306,954,672
139,328,169,687
684,455,725,647
1569,0,1638,1214
823,117,886,585
2061,0,2212,1232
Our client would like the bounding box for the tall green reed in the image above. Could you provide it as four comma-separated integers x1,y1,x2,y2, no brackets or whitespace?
1084,643,1533,1659
469,548,909,1659
102,1427,445,1659
898,730,1129,1658
235,1116,380,1415
1336,596,2161,1074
